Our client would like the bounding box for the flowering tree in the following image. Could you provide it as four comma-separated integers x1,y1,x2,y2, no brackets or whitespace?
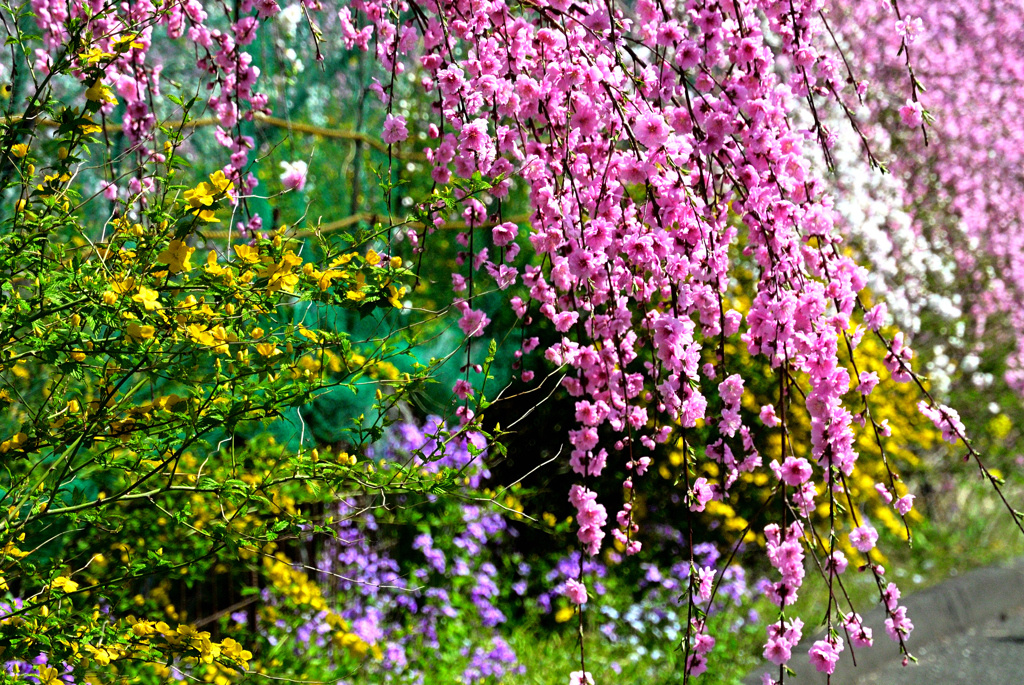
2,0,1023,683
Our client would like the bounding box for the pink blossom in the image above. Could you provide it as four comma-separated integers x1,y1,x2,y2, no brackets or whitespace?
492,222,518,246
763,638,792,665
827,550,849,575
510,297,528,319
634,112,670,148
453,379,473,399
686,653,708,677
844,613,874,648
564,578,588,605
895,494,915,515
777,456,813,486
918,401,965,444
857,371,879,395
718,374,744,406
569,672,594,685
382,113,409,144
569,485,606,555
689,477,714,512
849,525,879,552
865,302,888,331
279,160,308,191
760,404,779,427
552,310,579,332
883,581,902,611
696,565,715,601
456,305,490,337
895,16,924,43
808,638,842,674
884,605,914,642
899,99,923,127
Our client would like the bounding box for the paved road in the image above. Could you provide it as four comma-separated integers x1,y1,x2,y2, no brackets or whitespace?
744,559,1024,685
851,606,1024,685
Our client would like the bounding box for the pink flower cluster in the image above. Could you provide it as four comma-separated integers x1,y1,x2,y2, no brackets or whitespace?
563,578,587,605
762,617,803,666
685,618,717,677
809,636,844,675
837,0,1024,397
328,0,937,677
764,522,805,609
917,401,965,445
568,485,606,557
52,0,986,678
33,0,283,216
877,581,915,644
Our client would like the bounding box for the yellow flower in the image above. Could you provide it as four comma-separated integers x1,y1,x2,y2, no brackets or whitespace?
84,645,112,666
0,432,28,453
78,117,102,134
365,249,381,266
387,284,406,308
186,324,216,347
127,323,155,341
51,576,79,593
208,170,234,194
258,252,303,293
112,34,145,51
184,184,214,209
182,174,231,222
84,80,118,105
255,342,280,357
157,240,195,273
220,638,253,666
177,624,200,639
205,251,230,276
390,256,403,268
11,143,28,158
333,631,370,657
346,290,366,301
111,276,137,294
131,286,162,311
233,244,261,263
131,620,156,637
36,666,61,685
329,253,355,268
305,267,342,291
79,47,114,64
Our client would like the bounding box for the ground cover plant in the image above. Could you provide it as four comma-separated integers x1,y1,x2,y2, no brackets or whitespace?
3,0,1024,683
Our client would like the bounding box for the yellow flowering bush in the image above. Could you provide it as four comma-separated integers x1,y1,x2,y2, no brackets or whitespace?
0,56,467,684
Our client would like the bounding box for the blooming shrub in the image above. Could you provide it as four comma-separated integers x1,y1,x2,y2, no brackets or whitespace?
243,418,528,684
2,0,1024,682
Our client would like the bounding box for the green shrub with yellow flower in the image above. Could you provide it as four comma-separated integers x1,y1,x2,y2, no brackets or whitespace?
0,42,465,682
